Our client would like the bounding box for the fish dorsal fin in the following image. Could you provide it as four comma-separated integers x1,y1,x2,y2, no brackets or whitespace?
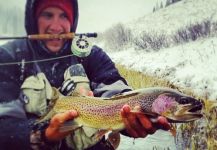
109,91,140,100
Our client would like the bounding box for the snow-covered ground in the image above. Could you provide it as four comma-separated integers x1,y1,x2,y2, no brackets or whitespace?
105,0,217,149
1,0,216,101
108,37,217,101
105,0,217,101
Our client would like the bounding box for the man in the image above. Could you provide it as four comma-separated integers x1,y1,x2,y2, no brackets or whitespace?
0,0,170,149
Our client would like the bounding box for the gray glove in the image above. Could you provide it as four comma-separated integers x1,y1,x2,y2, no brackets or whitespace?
60,64,90,96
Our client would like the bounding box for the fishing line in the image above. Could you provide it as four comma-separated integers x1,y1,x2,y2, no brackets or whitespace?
0,54,75,66
0,32,97,66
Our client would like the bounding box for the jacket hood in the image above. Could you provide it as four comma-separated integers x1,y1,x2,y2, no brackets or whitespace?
24,0,79,57
25,0,78,34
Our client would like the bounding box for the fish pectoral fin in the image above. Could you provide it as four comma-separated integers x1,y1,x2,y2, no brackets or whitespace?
91,129,110,141
129,105,159,118
143,112,159,118
130,110,159,118
59,120,83,132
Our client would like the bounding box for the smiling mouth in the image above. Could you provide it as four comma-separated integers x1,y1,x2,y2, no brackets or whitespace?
46,38,64,43
49,39,61,41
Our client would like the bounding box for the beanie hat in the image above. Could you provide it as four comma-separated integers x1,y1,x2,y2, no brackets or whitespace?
35,0,74,24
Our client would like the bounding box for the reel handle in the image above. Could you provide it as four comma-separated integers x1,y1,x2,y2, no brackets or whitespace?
76,33,97,38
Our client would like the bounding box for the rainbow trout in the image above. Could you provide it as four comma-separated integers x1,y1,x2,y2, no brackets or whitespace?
41,87,203,132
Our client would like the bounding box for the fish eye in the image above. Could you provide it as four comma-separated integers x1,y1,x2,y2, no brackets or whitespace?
179,97,190,104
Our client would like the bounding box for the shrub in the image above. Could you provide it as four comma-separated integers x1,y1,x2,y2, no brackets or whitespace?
99,18,217,52
134,31,169,51
173,20,212,43
103,23,132,51
173,29,189,44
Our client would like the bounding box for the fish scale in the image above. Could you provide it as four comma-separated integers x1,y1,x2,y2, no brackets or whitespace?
40,87,203,131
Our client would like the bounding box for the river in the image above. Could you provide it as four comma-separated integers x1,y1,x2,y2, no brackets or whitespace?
117,130,176,150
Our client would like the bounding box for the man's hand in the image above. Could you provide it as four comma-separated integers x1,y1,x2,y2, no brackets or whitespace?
45,110,78,142
78,87,94,96
121,104,171,138
44,86,93,142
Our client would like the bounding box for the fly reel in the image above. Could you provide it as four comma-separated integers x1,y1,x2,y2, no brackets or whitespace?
71,33,97,57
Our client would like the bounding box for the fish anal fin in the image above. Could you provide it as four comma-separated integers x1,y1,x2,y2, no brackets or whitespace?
107,131,121,149
91,129,110,141
59,120,83,132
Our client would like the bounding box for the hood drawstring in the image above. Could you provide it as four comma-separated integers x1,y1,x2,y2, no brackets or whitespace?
51,62,59,75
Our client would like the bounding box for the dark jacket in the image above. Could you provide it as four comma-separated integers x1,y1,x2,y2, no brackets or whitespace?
0,0,130,149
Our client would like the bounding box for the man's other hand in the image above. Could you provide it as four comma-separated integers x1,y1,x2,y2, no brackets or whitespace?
120,104,171,138
78,87,94,96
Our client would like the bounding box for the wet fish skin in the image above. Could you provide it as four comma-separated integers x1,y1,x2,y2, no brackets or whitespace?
42,87,203,131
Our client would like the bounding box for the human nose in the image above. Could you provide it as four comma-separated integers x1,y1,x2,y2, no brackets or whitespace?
48,17,63,33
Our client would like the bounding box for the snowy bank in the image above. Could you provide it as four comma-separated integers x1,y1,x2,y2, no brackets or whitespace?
108,37,217,100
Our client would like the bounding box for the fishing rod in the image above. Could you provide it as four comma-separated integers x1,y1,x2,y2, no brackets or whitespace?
0,32,98,66
0,32,97,40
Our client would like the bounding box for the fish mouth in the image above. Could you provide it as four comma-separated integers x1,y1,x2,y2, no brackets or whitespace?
165,103,203,123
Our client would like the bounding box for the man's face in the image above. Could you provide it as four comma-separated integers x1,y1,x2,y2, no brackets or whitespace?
37,7,72,53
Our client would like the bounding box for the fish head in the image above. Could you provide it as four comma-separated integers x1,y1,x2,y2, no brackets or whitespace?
151,90,203,123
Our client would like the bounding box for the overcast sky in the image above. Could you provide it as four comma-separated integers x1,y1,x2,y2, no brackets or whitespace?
77,0,160,32
2,0,160,33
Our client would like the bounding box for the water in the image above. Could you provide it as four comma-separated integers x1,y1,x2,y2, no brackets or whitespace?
118,130,176,150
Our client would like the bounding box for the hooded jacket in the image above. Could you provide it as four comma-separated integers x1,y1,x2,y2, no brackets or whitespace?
0,0,131,149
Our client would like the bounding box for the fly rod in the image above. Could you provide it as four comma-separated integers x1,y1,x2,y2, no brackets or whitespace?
0,32,97,40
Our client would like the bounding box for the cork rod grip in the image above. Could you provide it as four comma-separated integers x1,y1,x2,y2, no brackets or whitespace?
28,33,75,40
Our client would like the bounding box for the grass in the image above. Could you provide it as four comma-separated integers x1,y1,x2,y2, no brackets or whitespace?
116,64,217,150
116,64,176,89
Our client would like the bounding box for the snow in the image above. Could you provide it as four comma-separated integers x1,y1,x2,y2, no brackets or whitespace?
108,37,217,100
106,0,217,149
105,0,217,101
1,0,216,101
0,0,216,149
128,0,217,36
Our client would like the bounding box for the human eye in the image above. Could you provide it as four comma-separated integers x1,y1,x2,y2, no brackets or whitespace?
40,12,53,19
60,13,69,20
